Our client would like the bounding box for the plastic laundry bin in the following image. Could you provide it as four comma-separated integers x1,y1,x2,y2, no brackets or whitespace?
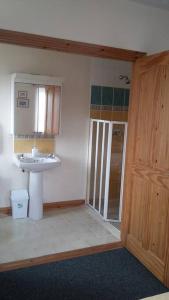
11,189,29,219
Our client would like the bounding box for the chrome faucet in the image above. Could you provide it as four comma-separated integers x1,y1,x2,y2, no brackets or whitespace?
47,153,55,158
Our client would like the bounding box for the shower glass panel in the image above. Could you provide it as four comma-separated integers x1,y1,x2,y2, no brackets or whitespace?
100,123,109,216
95,122,103,210
107,124,125,220
89,121,97,206
88,119,127,224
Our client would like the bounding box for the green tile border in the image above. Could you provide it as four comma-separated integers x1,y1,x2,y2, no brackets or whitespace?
91,85,130,111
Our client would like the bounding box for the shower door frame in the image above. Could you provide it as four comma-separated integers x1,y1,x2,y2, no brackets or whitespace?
87,119,128,223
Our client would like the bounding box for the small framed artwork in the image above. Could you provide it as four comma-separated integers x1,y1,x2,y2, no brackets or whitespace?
18,90,28,98
17,98,29,108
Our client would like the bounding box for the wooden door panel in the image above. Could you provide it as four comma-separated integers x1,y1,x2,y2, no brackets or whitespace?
127,234,165,282
126,173,168,283
152,66,169,170
134,68,158,166
128,172,169,259
132,163,169,191
129,176,151,247
149,185,169,261
122,51,169,287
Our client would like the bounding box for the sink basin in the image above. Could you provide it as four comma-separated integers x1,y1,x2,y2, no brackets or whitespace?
14,153,61,172
13,153,61,220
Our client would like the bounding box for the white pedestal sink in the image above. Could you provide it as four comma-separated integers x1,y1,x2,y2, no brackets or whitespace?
14,153,61,220
29,172,43,220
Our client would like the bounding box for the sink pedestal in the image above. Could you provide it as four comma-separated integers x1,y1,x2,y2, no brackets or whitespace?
29,172,43,220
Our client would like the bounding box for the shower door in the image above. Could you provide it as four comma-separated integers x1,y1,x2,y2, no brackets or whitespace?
87,119,127,222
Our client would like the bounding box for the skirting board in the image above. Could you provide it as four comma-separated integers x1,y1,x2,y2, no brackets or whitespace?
0,241,122,272
0,199,85,216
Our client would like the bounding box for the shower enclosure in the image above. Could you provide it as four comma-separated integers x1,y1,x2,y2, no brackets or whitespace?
87,119,127,225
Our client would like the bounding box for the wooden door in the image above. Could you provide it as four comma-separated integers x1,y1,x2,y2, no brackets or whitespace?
122,51,169,287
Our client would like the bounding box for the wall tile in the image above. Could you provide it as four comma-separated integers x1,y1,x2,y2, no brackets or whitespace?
14,138,55,153
91,86,101,105
90,110,128,122
102,87,113,106
113,88,125,106
124,89,130,107
91,85,130,112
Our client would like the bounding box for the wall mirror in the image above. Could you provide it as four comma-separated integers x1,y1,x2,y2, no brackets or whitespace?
11,73,63,137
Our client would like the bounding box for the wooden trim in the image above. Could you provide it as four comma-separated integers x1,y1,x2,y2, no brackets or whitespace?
0,28,146,62
44,199,85,210
121,62,137,244
164,199,169,287
137,50,169,68
0,199,85,216
0,206,11,215
0,241,122,272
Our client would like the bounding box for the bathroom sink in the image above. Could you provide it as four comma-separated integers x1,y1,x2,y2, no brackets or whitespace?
13,152,61,220
14,153,61,172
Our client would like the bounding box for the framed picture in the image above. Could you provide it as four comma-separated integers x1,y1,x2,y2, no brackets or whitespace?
17,98,29,108
18,90,28,98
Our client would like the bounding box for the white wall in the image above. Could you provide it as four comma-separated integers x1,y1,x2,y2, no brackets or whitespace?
0,0,169,53
90,58,132,88
0,44,90,207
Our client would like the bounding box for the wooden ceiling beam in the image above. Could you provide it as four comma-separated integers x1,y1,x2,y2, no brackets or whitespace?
0,28,146,61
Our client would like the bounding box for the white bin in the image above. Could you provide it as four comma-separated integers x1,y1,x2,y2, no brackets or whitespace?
11,189,29,219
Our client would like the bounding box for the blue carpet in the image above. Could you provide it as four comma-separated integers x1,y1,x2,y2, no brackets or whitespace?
0,248,168,300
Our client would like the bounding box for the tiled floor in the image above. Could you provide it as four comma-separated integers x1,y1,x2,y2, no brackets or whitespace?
0,205,119,264
111,221,121,230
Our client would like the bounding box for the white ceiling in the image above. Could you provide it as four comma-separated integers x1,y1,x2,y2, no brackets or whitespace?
0,0,169,53
130,0,169,10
